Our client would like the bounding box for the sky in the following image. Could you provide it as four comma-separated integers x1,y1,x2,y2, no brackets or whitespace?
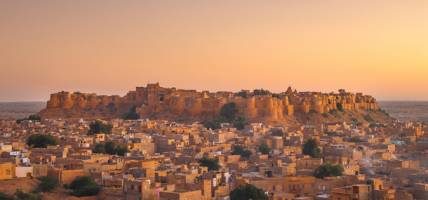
0,0,427,101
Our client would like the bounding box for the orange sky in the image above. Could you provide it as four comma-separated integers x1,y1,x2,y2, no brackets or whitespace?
0,0,427,101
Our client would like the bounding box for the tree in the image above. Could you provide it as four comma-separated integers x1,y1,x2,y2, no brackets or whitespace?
36,176,58,192
203,118,222,130
198,157,220,171
220,103,239,122
314,163,344,179
336,103,344,112
14,190,41,200
302,138,321,158
258,144,271,155
0,192,13,200
16,114,41,124
123,106,140,120
88,120,112,135
93,141,128,156
28,115,41,121
232,146,252,159
92,143,106,154
271,128,284,137
235,90,249,98
27,134,58,148
233,116,247,130
253,89,271,96
69,176,101,197
230,184,268,200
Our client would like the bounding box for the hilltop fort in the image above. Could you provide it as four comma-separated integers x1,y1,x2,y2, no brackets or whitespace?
39,83,390,124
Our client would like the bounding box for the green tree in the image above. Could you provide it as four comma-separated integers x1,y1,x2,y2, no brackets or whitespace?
92,143,106,154
258,144,271,155
232,146,252,159
314,163,344,178
203,118,222,130
235,90,249,98
123,106,140,120
27,134,58,148
271,128,284,137
233,116,247,130
93,141,128,156
36,176,58,192
253,89,271,96
336,103,344,112
14,190,41,200
88,120,112,135
302,138,321,158
0,192,13,200
69,176,101,197
220,103,239,122
28,115,41,121
230,184,268,200
198,157,220,171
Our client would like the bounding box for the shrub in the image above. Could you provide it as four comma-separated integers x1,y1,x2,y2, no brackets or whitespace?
69,176,101,197
36,176,58,192
233,116,247,130
230,184,268,200
302,138,321,158
28,115,41,121
314,163,344,179
14,190,41,200
123,106,140,120
92,141,128,156
232,146,252,159
258,144,271,155
0,192,13,200
198,157,220,171
88,120,112,135
27,134,58,148
220,103,239,122
336,103,344,112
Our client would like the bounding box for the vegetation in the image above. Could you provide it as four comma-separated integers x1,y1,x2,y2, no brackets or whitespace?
363,114,374,122
314,163,344,178
203,102,248,130
123,106,140,120
253,89,271,96
258,144,271,155
36,176,58,192
302,138,321,158
16,114,41,124
27,134,58,148
92,141,128,156
235,90,249,98
198,157,220,171
232,116,247,130
203,118,222,130
220,103,239,122
15,190,41,200
270,128,284,137
88,120,112,135
347,136,363,143
232,145,252,159
69,176,101,197
0,192,13,200
230,184,268,200
336,103,344,112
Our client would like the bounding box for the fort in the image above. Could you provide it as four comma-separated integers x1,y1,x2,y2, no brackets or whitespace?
39,83,382,124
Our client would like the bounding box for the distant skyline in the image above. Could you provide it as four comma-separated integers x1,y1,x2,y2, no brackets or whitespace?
0,0,427,101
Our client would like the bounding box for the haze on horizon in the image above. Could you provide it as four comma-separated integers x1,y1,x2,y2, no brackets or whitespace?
0,0,427,102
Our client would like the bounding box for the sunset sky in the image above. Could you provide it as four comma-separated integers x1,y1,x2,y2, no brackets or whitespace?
0,0,427,101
